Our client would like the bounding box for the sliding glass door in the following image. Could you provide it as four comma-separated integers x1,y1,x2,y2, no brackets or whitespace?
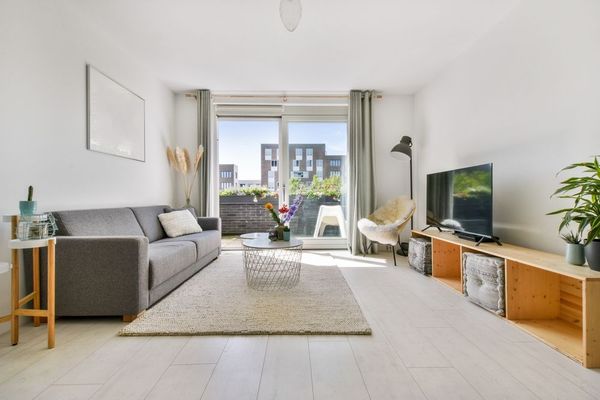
282,117,348,247
217,113,348,249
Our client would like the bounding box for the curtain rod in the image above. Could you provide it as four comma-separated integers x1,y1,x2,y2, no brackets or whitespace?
184,93,382,100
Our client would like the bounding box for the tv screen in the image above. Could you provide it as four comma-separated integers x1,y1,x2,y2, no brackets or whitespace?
426,163,493,237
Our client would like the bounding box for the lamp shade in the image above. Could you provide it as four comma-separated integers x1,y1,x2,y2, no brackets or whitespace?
391,136,412,159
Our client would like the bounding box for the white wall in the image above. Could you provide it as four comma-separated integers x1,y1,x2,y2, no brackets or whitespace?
0,1,176,333
414,0,600,253
372,95,414,206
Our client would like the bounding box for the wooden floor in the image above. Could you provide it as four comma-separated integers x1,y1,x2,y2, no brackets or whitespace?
1,251,600,400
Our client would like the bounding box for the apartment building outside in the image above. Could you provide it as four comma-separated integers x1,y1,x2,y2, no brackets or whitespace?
219,164,238,190
261,143,345,190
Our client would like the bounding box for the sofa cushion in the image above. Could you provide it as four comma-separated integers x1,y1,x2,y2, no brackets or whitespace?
130,205,169,242
53,208,144,237
148,241,197,289
154,230,221,260
158,210,202,238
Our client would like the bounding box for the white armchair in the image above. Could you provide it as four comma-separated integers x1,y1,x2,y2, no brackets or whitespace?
357,196,416,265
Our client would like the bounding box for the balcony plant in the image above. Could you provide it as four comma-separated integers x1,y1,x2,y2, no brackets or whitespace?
548,156,600,270
166,145,204,207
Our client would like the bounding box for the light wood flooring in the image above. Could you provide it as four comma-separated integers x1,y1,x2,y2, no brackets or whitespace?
1,251,600,400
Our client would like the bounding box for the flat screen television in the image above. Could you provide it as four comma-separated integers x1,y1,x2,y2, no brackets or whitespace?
426,163,497,242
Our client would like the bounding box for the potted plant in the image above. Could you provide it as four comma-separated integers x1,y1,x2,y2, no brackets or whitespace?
263,195,304,241
19,185,37,216
548,157,600,270
560,231,585,266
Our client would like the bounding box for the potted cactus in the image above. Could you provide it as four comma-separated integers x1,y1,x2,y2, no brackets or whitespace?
19,186,37,216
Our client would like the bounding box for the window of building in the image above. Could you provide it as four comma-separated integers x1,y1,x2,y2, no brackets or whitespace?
316,159,323,170
330,159,341,167
306,159,313,171
265,148,272,160
306,148,313,159
295,148,303,160
293,159,301,171
330,170,341,177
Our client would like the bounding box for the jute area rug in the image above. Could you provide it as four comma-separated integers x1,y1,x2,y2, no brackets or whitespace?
119,252,371,336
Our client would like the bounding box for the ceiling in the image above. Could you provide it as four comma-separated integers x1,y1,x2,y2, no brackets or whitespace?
63,0,521,94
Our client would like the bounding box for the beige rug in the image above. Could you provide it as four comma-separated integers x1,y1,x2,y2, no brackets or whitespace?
119,252,371,336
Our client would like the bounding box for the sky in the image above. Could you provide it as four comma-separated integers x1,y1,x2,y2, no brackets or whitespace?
218,120,347,181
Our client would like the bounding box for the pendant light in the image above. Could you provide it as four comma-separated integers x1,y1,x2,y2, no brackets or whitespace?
280,0,302,32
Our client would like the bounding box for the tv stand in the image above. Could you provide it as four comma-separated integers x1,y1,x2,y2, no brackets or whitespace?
411,229,600,368
422,225,442,232
454,231,502,246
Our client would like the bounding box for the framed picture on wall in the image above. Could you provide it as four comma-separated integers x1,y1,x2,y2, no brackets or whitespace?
86,64,145,162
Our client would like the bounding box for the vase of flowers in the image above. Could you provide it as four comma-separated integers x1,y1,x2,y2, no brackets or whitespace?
264,195,303,241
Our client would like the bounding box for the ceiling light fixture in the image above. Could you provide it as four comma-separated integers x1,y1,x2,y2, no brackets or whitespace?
280,0,302,32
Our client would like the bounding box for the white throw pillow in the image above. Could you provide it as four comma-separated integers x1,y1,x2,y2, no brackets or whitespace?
158,210,202,238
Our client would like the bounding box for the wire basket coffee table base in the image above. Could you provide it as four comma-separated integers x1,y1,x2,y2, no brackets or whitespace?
242,238,303,290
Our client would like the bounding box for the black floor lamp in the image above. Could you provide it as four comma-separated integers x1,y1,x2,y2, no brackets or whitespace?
391,135,413,255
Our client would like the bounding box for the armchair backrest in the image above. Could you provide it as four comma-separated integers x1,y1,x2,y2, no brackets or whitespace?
369,197,416,226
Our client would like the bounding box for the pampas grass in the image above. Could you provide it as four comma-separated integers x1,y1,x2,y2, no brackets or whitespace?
167,145,204,206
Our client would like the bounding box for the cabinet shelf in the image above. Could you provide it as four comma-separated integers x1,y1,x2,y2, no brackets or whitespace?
412,229,600,368
511,319,582,363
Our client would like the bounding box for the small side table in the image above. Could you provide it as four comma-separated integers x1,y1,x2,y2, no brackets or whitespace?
1,215,56,348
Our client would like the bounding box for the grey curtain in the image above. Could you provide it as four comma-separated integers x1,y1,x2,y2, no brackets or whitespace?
348,90,375,255
197,89,212,217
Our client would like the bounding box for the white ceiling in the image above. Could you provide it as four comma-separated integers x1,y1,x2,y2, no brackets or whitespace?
63,0,521,94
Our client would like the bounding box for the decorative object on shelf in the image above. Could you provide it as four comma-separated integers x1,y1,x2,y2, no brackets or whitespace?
166,145,205,207
463,252,505,316
408,237,432,275
87,64,145,161
280,0,302,32
548,156,600,270
391,136,414,255
19,185,37,216
561,231,585,266
17,213,57,241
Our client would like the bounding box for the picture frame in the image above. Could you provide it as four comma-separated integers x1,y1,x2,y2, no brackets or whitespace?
86,64,146,162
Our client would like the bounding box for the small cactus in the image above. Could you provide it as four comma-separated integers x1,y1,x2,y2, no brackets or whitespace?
27,185,33,202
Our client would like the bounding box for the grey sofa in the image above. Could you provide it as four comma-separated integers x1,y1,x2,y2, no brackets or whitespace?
26,205,220,319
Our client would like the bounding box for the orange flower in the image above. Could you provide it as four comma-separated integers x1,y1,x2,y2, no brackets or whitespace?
264,203,273,210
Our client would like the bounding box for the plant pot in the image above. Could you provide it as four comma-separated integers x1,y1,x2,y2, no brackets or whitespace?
585,240,600,271
19,201,37,216
283,230,290,241
565,243,585,266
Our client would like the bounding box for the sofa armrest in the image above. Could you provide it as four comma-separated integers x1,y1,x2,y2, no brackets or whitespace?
197,217,221,232
31,236,150,316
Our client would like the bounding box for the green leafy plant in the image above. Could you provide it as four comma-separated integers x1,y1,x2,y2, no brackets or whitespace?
547,156,600,244
219,186,276,198
560,231,582,245
27,185,34,201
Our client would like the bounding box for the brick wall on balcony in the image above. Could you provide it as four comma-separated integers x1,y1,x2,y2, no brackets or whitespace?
219,195,342,236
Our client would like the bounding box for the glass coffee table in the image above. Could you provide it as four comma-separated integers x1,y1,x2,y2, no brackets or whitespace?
241,235,303,290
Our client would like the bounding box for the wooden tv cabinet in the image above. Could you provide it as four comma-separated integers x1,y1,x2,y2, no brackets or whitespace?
411,229,600,368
